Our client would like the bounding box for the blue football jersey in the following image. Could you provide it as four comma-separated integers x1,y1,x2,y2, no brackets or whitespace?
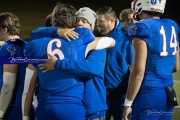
128,18,179,90
0,38,27,105
25,28,95,104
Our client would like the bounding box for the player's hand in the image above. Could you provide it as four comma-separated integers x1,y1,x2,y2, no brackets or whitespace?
38,53,57,73
122,106,132,120
57,28,78,41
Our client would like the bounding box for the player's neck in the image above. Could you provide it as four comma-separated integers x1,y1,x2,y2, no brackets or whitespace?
140,13,160,20
5,35,19,42
0,41,4,46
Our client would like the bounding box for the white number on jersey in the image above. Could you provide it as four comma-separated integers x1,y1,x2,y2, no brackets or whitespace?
160,26,178,56
47,39,64,59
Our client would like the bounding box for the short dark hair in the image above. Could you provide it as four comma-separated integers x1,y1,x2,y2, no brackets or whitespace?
52,2,77,28
96,6,117,20
0,12,20,35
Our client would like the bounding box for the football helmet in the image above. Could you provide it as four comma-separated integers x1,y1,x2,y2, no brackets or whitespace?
131,0,166,15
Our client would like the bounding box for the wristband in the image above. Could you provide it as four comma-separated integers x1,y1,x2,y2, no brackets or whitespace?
124,98,133,106
22,116,29,120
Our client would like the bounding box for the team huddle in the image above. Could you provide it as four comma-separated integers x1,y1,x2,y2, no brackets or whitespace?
0,0,179,120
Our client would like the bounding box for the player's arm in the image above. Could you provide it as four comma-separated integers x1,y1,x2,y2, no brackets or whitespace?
173,42,179,72
31,27,115,50
126,40,134,65
123,38,147,120
22,64,37,120
30,27,57,40
56,28,115,53
85,37,115,57
125,38,146,102
22,43,37,120
39,49,106,77
30,27,78,41
39,37,115,74
126,40,134,72
0,64,18,118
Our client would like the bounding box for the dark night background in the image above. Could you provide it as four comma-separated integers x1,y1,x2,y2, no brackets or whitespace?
0,0,179,38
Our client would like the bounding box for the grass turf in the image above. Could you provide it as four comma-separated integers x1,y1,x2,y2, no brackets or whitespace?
172,72,180,119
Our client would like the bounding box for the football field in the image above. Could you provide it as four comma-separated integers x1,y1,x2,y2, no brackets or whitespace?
0,1,179,119
172,71,180,120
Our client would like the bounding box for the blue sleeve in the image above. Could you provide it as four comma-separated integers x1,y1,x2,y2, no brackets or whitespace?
128,22,150,40
30,27,58,40
83,28,95,44
74,28,95,44
24,41,36,57
126,39,134,65
54,49,106,77
1,44,22,56
24,41,40,67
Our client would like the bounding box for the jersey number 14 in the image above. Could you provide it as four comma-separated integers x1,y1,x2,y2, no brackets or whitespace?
160,26,178,56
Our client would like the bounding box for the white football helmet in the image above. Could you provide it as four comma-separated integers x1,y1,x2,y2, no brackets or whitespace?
131,0,166,15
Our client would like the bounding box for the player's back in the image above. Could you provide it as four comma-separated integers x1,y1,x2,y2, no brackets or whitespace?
0,39,27,105
129,18,179,89
25,28,95,104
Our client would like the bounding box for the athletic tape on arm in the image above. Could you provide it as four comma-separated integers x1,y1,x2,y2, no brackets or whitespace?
0,72,16,118
23,68,34,94
124,98,133,107
95,37,115,50
22,68,34,115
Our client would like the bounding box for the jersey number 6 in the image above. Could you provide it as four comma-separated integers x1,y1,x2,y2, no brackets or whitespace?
47,39,65,59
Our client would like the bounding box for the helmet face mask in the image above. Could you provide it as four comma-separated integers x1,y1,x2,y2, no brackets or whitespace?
131,1,139,20
131,0,166,17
